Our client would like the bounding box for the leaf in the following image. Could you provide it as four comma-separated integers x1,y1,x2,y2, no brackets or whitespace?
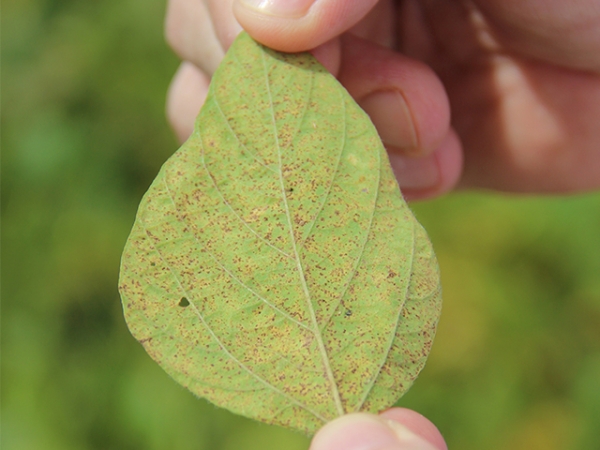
119,32,442,435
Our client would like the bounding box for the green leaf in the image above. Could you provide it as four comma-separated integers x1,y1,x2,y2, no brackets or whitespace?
119,32,442,435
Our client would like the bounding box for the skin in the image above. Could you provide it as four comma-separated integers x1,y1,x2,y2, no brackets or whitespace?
165,0,600,201
164,0,600,447
310,410,447,450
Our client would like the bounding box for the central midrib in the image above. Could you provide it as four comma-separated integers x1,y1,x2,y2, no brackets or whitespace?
260,50,345,418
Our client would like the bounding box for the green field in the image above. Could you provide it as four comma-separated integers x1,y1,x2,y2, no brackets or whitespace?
3,1,600,449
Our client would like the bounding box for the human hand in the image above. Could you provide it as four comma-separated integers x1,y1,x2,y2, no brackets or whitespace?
165,0,600,200
309,409,447,450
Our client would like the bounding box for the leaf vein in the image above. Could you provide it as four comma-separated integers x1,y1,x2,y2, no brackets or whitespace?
197,125,293,259
212,95,276,173
261,50,345,417
300,83,347,249
319,100,380,332
160,175,312,331
137,212,327,423
354,218,417,412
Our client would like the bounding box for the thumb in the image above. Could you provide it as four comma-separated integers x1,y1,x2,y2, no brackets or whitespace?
232,0,378,52
310,413,445,450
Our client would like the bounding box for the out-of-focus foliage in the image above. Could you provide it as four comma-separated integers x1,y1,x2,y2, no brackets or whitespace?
2,1,599,449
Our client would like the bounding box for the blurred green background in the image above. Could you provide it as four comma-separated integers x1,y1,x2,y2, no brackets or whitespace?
2,1,600,449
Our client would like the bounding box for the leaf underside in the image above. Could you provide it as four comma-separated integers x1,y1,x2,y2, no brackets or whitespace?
119,32,441,435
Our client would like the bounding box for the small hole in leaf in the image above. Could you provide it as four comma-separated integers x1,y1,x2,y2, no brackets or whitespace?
179,297,190,307
345,309,352,317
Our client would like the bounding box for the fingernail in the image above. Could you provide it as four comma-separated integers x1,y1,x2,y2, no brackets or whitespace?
310,414,437,450
389,153,440,191
358,90,418,152
383,419,440,450
238,0,315,18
